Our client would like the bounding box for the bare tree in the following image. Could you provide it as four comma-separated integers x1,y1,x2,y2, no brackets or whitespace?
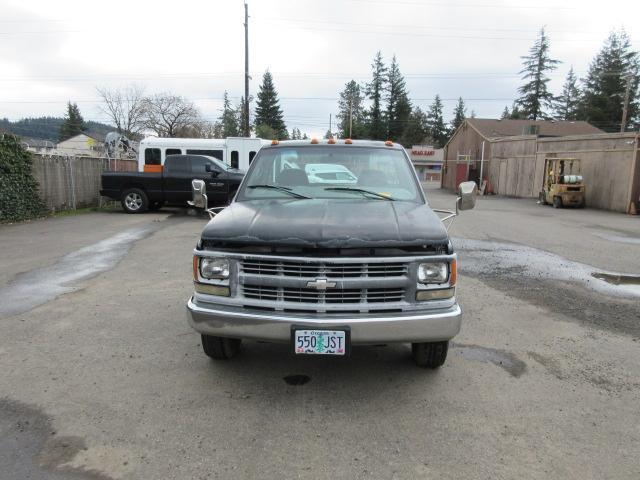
96,84,146,137
140,93,202,138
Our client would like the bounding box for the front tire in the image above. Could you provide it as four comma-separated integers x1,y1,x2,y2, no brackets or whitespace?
412,341,449,368
553,196,562,208
201,335,241,359
121,188,148,213
538,192,547,205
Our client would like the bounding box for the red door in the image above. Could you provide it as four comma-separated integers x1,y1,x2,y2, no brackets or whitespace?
455,164,467,188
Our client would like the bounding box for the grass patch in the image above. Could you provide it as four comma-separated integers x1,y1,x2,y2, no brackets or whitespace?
49,203,119,218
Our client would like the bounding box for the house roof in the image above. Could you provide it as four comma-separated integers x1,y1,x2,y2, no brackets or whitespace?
466,118,603,139
21,137,55,148
59,132,106,143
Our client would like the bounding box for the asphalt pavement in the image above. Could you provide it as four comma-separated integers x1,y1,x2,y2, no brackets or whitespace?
0,190,639,479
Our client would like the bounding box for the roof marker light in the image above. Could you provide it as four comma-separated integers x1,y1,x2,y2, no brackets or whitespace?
385,140,393,146
310,138,319,144
271,139,279,145
344,139,353,144
327,138,336,144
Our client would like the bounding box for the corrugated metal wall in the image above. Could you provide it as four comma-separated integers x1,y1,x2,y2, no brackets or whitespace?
485,133,639,212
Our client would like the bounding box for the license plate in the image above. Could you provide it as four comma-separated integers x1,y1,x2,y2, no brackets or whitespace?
293,329,347,355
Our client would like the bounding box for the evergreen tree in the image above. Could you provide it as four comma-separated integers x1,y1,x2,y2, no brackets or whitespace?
515,27,560,120
255,123,277,140
399,107,429,147
501,106,510,119
301,132,309,140
451,97,466,131
337,80,366,138
218,91,239,138
385,55,411,140
324,129,333,139
553,67,581,120
59,102,86,141
426,95,447,147
289,127,302,140
579,30,639,132
254,71,287,139
237,95,249,137
365,51,388,140
509,103,524,119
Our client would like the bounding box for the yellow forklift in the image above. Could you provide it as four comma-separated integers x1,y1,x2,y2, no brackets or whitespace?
539,158,585,208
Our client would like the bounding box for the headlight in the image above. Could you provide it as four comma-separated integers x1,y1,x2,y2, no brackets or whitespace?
417,262,448,284
199,257,230,279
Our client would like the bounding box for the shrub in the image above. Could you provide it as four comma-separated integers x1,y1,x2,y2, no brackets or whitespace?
0,134,46,222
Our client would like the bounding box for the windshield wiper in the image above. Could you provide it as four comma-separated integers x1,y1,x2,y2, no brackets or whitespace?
247,184,312,199
324,187,395,201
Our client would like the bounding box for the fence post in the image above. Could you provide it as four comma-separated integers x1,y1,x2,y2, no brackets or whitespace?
68,156,77,210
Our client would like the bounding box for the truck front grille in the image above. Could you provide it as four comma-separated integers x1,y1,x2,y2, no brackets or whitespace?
241,260,407,278
242,285,405,304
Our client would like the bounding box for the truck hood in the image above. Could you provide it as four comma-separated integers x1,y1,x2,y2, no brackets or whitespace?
200,199,449,249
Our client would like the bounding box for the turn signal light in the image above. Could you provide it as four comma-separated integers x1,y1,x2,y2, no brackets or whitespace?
192,255,199,281
345,139,353,144
450,259,457,286
385,140,393,146
271,139,279,145
416,287,455,301
194,283,230,297
310,138,319,144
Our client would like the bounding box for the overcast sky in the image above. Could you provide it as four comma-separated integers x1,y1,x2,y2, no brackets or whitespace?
1,0,639,137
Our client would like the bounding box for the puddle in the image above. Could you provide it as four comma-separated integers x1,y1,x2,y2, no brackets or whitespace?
453,344,527,377
283,375,311,386
592,231,640,246
592,272,640,286
0,224,158,317
453,237,640,299
0,397,112,479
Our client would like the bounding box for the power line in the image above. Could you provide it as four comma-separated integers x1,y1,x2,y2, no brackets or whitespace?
6,69,629,82
347,0,578,9
255,16,592,35
0,96,520,104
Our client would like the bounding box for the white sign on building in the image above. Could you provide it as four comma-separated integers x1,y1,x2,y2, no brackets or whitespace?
408,145,444,181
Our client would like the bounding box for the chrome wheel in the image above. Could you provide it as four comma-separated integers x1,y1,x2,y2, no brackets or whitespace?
125,192,143,211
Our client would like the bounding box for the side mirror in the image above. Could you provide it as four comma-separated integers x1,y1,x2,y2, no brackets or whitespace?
188,179,208,209
457,181,477,211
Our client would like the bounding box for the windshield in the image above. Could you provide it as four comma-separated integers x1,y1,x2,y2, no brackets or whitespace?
203,156,229,171
237,146,423,202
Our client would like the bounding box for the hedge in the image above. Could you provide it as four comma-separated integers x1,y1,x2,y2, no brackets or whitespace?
0,134,46,223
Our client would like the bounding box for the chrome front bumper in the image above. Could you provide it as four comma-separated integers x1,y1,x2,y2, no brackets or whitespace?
187,297,462,344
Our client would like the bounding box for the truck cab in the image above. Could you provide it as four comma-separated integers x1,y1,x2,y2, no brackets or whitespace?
186,140,476,368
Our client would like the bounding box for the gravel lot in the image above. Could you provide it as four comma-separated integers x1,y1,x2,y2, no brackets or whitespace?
1,189,639,479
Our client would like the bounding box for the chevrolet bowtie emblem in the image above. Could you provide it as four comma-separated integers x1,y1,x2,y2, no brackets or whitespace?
306,278,337,290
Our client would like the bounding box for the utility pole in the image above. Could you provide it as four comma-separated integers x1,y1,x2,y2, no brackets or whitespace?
244,2,250,137
620,74,632,133
329,113,332,137
349,100,353,138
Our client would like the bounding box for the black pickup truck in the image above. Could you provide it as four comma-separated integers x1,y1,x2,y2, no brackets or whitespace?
101,154,245,213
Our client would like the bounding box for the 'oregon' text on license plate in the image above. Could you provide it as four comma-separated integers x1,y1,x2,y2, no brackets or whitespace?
294,330,346,355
